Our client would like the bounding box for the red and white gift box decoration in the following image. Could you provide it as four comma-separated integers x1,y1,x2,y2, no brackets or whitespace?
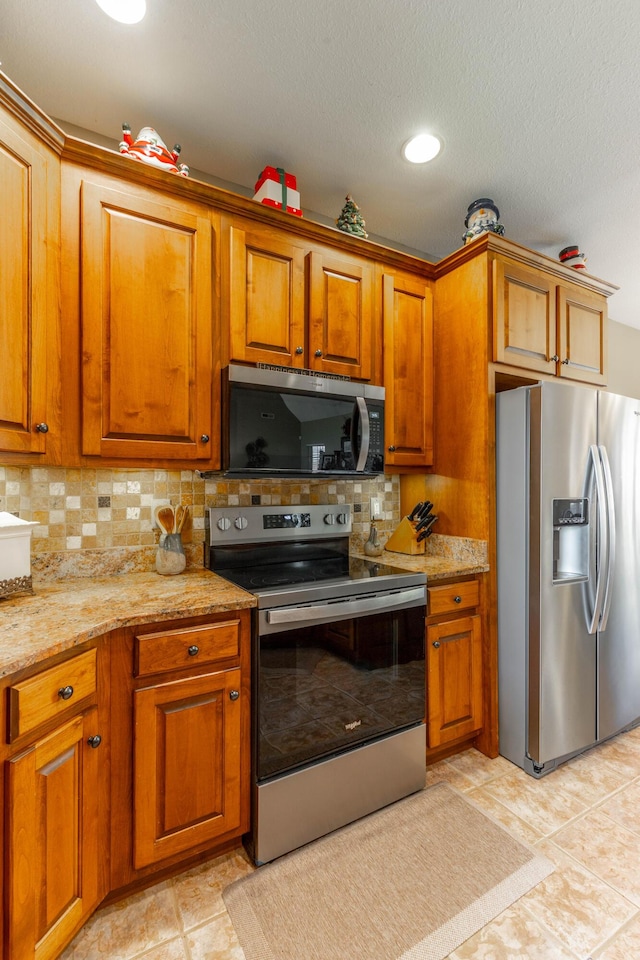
253,166,302,216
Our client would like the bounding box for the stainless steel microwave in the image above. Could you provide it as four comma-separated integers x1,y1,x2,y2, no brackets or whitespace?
222,364,385,478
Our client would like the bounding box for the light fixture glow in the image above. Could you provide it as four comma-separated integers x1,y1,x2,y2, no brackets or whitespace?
94,0,146,24
402,133,442,164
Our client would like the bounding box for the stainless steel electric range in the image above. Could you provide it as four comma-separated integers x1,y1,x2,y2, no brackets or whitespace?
205,504,427,864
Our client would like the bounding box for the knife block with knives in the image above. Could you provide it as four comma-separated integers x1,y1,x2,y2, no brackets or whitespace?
384,501,438,555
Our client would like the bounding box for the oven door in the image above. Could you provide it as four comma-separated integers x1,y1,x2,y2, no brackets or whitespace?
255,587,426,783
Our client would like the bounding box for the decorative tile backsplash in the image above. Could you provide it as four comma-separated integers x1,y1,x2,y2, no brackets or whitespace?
0,465,399,563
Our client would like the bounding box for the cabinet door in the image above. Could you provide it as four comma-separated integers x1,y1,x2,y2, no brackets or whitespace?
493,258,558,374
308,251,374,380
133,669,243,868
382,272,434,467
80,181,214,460
0,115,57,455
6,709,102,960
426,614,482,747
557,284,607,384
228,223,306,366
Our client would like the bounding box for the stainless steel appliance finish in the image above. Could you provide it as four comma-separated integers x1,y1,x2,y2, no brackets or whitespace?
222,364,385,478
206,503,427,862
497,381,640,777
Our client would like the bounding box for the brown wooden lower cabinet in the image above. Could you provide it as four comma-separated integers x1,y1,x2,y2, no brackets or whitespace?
109,610,251,892
426,578,483,750
2,609,250,960
133,667,244,869
4,659,105,960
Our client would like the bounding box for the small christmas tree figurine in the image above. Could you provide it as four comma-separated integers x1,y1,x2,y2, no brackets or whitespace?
336,195,368,239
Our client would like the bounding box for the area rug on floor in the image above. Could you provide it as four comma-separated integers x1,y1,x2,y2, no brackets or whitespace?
223,781,553,960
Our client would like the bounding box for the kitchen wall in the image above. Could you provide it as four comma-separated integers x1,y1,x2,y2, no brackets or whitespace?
0,465,399,574
607,319,640,399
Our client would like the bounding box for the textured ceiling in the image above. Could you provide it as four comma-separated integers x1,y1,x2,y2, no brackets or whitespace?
2,0,639,325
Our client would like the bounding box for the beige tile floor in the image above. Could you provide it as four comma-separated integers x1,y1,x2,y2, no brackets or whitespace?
60,726,640,960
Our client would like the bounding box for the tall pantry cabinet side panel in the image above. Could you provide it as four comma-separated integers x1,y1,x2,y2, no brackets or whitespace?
426,253,492,539
426,251,498,757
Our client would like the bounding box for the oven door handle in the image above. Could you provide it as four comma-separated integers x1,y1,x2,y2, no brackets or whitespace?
265,586,426,626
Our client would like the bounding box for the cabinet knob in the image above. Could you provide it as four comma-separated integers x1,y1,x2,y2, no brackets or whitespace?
295,346,304,355
229,689,240,701
315,349,323,357
87,735,102,749
187,645,199,657
550,355,559,363
388,445,396,452
200,434,210,443
561,358,570,365
58,685,74,701
432,641,441,649
453,595,462,604
35,422,49,433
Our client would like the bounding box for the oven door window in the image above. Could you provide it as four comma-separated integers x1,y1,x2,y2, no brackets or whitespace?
257,606,425,781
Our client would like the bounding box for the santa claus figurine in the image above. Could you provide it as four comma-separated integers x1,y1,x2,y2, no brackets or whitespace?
119,123,189,176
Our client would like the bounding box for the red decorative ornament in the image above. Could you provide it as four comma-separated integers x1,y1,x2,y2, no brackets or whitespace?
119,123,189,176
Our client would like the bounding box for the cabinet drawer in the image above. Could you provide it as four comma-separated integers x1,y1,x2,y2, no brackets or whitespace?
427,580,480,617
134,620,241,677
8,648,97,742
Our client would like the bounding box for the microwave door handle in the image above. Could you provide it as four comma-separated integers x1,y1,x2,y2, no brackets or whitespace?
353,397,370,472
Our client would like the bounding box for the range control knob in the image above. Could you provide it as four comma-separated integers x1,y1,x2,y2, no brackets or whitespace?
234,516,249,530
336,512,348,525
323,513,336,525
217,517,231,532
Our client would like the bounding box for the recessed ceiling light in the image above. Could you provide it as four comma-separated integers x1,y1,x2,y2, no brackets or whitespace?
402,133,442,164
94,0,146,23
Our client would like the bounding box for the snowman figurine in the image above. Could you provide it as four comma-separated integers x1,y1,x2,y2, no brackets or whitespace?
463,198,504,244
119,123,189,176
559,245,587,270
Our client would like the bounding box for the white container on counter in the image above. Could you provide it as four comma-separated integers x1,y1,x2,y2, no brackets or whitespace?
0,512,40,597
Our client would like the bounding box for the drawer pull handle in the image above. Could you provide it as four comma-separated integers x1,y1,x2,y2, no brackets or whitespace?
200,434,210,443
453,595,462,604
87,735,102,749
35,422,49,433
58,685,74,701
432,641,441,649
229,689,240,701
187,645,200,657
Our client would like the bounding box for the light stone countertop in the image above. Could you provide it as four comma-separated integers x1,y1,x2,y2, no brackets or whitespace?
353,550,490,580
0,569,255,678
350,532,490,581
0,533,488,678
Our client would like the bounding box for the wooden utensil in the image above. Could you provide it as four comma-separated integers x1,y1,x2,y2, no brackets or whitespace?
175,504,189,534
155,505,175,536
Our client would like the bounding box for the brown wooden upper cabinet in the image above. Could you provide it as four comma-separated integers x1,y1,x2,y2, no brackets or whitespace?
80,178,216,460
227,221,376,381
382,270,434,467
0,93,62,457
493,256,607,385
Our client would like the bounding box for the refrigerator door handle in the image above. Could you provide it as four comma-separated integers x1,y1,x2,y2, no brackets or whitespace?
598,444,616,632
584,444,609,635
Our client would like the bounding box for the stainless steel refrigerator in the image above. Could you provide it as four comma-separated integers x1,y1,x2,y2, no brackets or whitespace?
497,380,640,776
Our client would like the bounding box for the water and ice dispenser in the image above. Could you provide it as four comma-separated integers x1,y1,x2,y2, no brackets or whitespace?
552,498,590,583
